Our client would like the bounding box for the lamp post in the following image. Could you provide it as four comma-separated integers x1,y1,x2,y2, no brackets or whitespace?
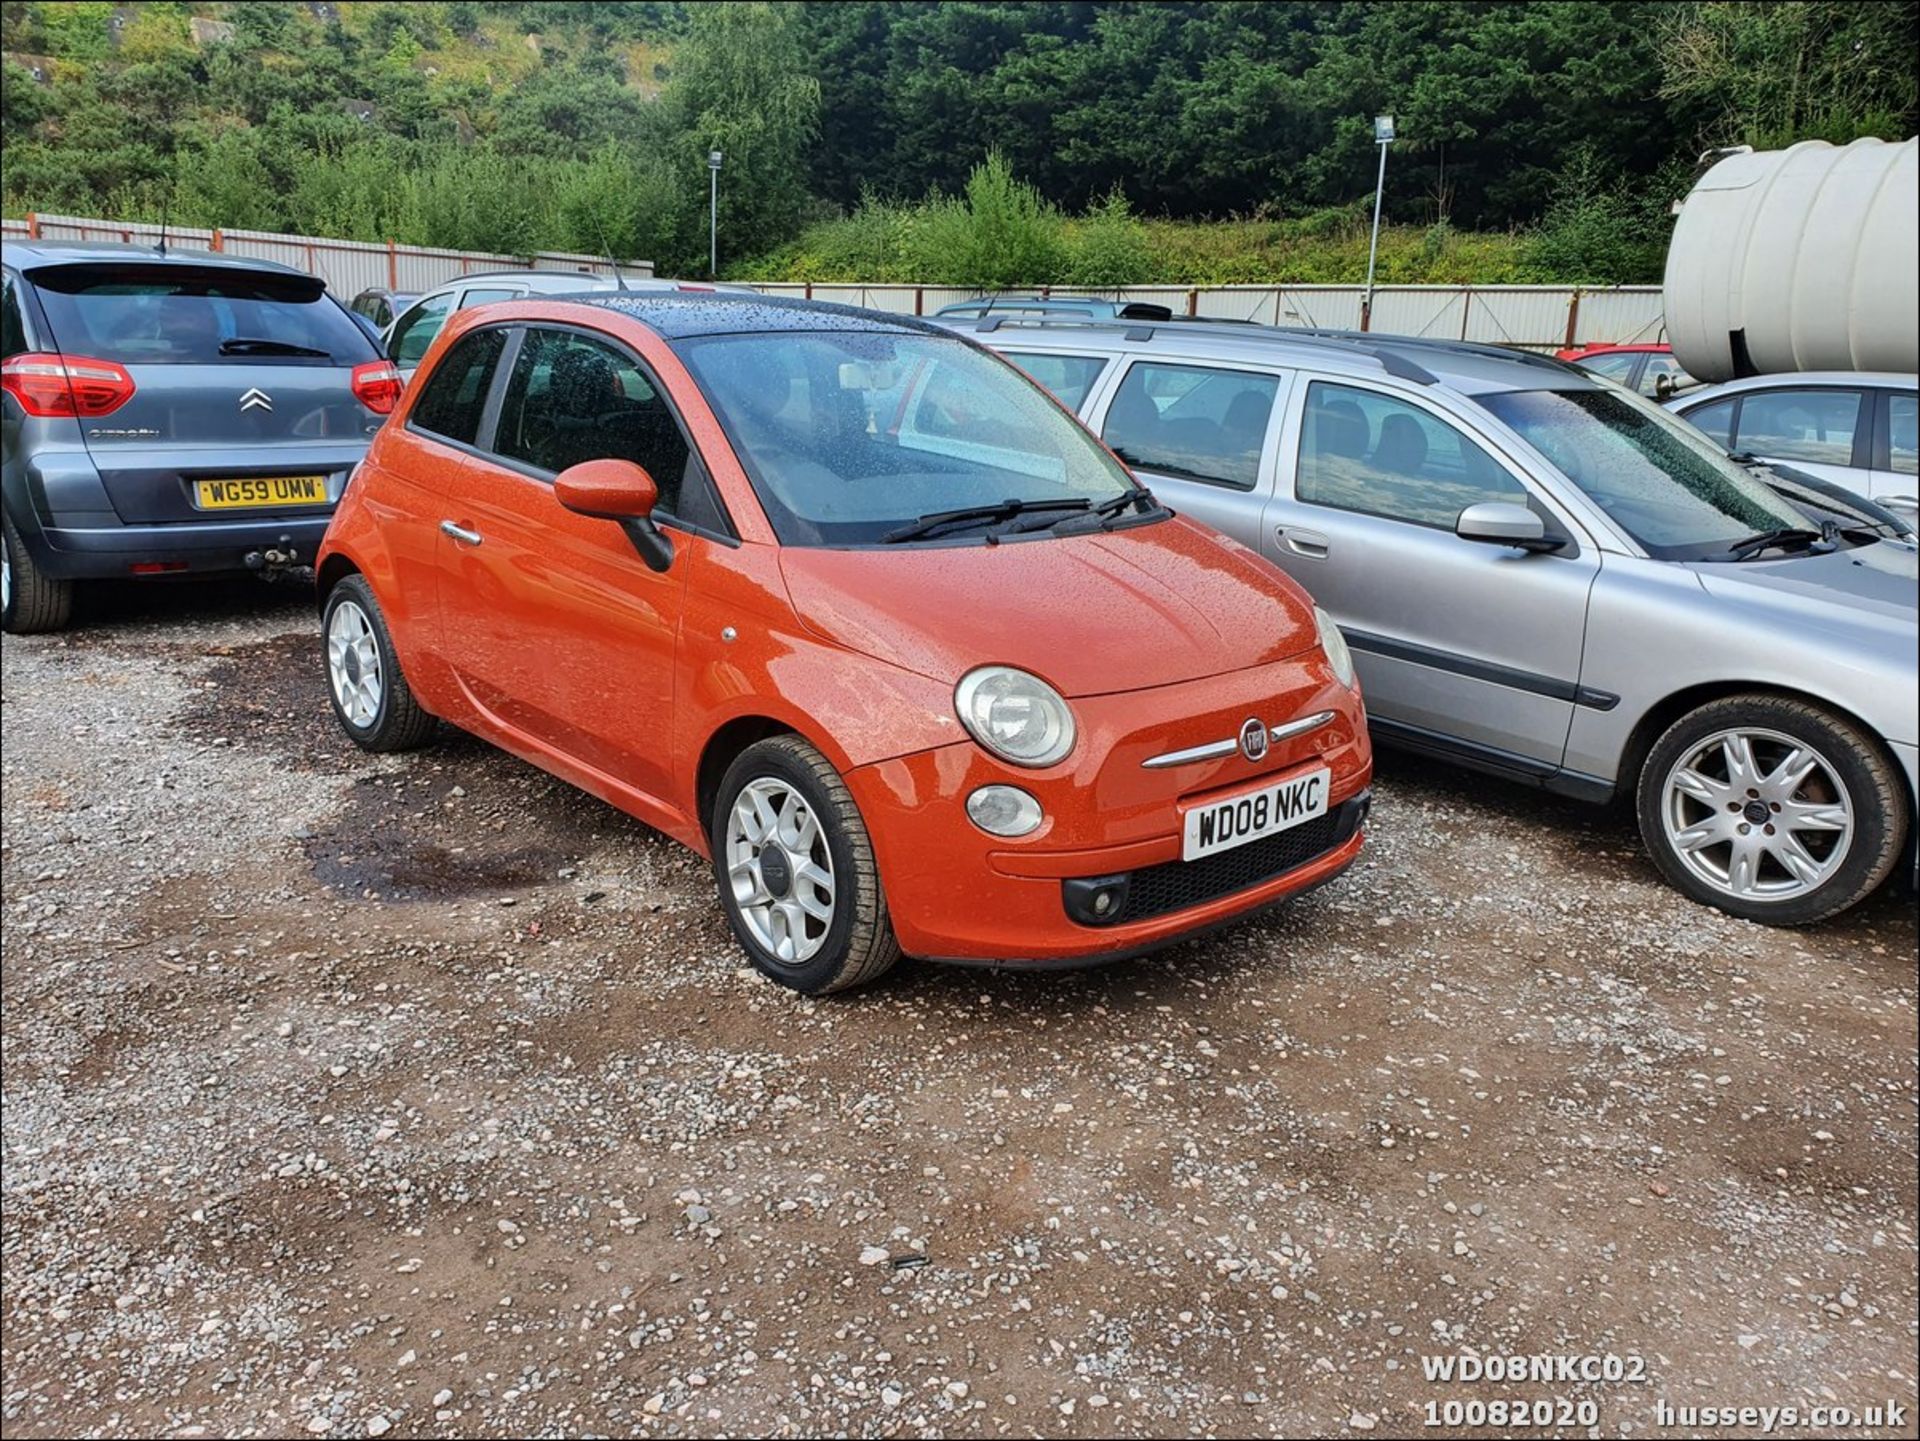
708,149,724,279
1362,114,1394,332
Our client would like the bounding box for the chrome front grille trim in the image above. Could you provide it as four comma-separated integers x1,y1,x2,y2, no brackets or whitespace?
1140,709,1336,770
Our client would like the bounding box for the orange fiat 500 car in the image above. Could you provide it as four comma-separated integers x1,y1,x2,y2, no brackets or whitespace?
315,294,1373,992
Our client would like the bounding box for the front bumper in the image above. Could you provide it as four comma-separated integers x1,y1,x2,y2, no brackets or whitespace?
843,653,1373,962
29,515,334,579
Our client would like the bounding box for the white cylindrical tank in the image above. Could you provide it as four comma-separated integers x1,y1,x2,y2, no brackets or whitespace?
1663,137,1918,382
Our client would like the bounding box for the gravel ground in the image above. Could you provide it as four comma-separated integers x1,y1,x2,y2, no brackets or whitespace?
3,579,1916,1440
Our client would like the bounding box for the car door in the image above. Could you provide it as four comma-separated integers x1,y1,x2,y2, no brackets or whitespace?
1085,356,1288,544
1726,385,1871,490
1262,377,1601,774
434,323,706,805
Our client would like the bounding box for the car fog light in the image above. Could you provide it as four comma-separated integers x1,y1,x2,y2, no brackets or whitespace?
966,785,1044,837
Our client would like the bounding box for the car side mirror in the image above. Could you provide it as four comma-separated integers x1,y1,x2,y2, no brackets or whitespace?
554,459,674,572
1455,501,1564,553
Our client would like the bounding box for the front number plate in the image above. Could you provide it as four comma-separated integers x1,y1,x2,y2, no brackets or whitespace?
195,475,329,510
1181,767,1330,861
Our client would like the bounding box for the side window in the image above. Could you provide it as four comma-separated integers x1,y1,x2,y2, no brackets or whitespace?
1680,397,1736,448
389,293,453,368
494,327,695,515
1000,352,1109,412
1100,361,1278,490
1575,352,1640,383
458,286,522,311
409,327,508,446
1640,354,1693,398
2,275,28,359
1297,381,1527,528
1887,393,1918,477
1734,388,1863,467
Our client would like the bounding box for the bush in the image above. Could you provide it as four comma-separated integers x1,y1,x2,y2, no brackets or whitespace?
1064,190,1154,287
898,152,1066,288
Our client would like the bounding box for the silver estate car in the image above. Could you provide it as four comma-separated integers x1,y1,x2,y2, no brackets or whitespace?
941,315,1918,925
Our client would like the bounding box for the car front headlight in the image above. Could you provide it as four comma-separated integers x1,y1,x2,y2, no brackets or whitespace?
1316,606,1357,689
955,666,1076,767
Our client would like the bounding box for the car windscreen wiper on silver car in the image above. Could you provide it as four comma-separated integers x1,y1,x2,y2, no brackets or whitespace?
1725,525,1831,560
217,337,333,358
881,497,1088,544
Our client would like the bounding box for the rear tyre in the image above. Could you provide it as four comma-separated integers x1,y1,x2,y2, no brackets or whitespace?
322,574,437,752
1636,694,1907,925
713,735,901,994
1,509,75,635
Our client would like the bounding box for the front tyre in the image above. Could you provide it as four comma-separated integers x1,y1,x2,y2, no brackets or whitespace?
1637,694,1908,925
713,735,901,994
322,575,437,752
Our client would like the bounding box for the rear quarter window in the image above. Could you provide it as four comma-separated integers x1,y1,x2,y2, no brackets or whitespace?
28,264,374,367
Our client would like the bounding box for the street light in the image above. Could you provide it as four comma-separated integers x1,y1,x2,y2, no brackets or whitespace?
1362,114,1394,332
708,149,724,279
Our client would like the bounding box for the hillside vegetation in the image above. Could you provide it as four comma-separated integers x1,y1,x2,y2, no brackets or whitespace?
2,1,1914,284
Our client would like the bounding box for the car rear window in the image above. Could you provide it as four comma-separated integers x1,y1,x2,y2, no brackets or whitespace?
26,263,376,367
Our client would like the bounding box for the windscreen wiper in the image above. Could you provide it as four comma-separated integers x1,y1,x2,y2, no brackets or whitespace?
218,337,331,358
881,497,1087,544
1725,526,1828,559
1045,484,1166,535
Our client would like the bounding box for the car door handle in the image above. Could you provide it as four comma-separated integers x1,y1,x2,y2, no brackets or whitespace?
1278,526,1330,558
439,520,482,546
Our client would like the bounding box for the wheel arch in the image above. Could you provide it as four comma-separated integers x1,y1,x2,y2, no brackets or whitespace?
1619,681,1908,808
695,715,802,843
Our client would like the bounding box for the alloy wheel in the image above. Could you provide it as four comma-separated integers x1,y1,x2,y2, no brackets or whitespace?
327,599,384,729
1660,726,1854,902
725,777,837,965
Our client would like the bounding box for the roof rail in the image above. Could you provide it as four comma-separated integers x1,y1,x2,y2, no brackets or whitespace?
1284,327,1574,374
956,312,1440,384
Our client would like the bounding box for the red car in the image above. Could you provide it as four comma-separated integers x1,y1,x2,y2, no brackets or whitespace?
1554,342,1697,398
315,295,1372,992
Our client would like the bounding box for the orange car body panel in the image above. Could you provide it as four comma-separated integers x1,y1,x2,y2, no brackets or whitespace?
320,297,1372,963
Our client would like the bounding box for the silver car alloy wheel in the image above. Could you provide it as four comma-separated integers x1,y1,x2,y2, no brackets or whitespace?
1661,725,1854,901
326,599,384,730
726,777,837,965
1,528,10,616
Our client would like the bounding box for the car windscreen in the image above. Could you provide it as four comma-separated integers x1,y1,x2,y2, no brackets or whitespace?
27,264,376,367
1479,386,1814,560
675,329,1136,546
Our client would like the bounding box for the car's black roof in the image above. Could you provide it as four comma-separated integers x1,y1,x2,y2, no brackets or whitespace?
563,290,948,342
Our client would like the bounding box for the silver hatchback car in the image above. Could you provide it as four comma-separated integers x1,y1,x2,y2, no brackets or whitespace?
943,315,1917,925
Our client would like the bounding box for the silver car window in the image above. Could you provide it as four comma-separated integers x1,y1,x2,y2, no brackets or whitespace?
1101,360,1277,491
1000,351,1109,412
1888,394,1918,477
1735,388,1864,468
389,293,453,369
1296,381,1527,528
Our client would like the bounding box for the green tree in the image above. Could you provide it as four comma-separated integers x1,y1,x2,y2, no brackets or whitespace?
1658,1,1920,147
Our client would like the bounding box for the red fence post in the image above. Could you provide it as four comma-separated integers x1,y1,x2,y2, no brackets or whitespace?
1187,288,1198,317
211,228,224,253
914,287,924,317
388,239,398,290
26,212,40,239
1564,289,1582,349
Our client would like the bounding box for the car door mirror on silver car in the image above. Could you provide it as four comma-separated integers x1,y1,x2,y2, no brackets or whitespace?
1455,501,1565,553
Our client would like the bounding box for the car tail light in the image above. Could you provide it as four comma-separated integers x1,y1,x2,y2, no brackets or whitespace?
1,352,136,417
351,360,404,415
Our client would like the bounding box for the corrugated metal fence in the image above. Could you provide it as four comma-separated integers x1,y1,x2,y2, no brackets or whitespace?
749,283,1668,350
1,211,654,297
4,211,1665,347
